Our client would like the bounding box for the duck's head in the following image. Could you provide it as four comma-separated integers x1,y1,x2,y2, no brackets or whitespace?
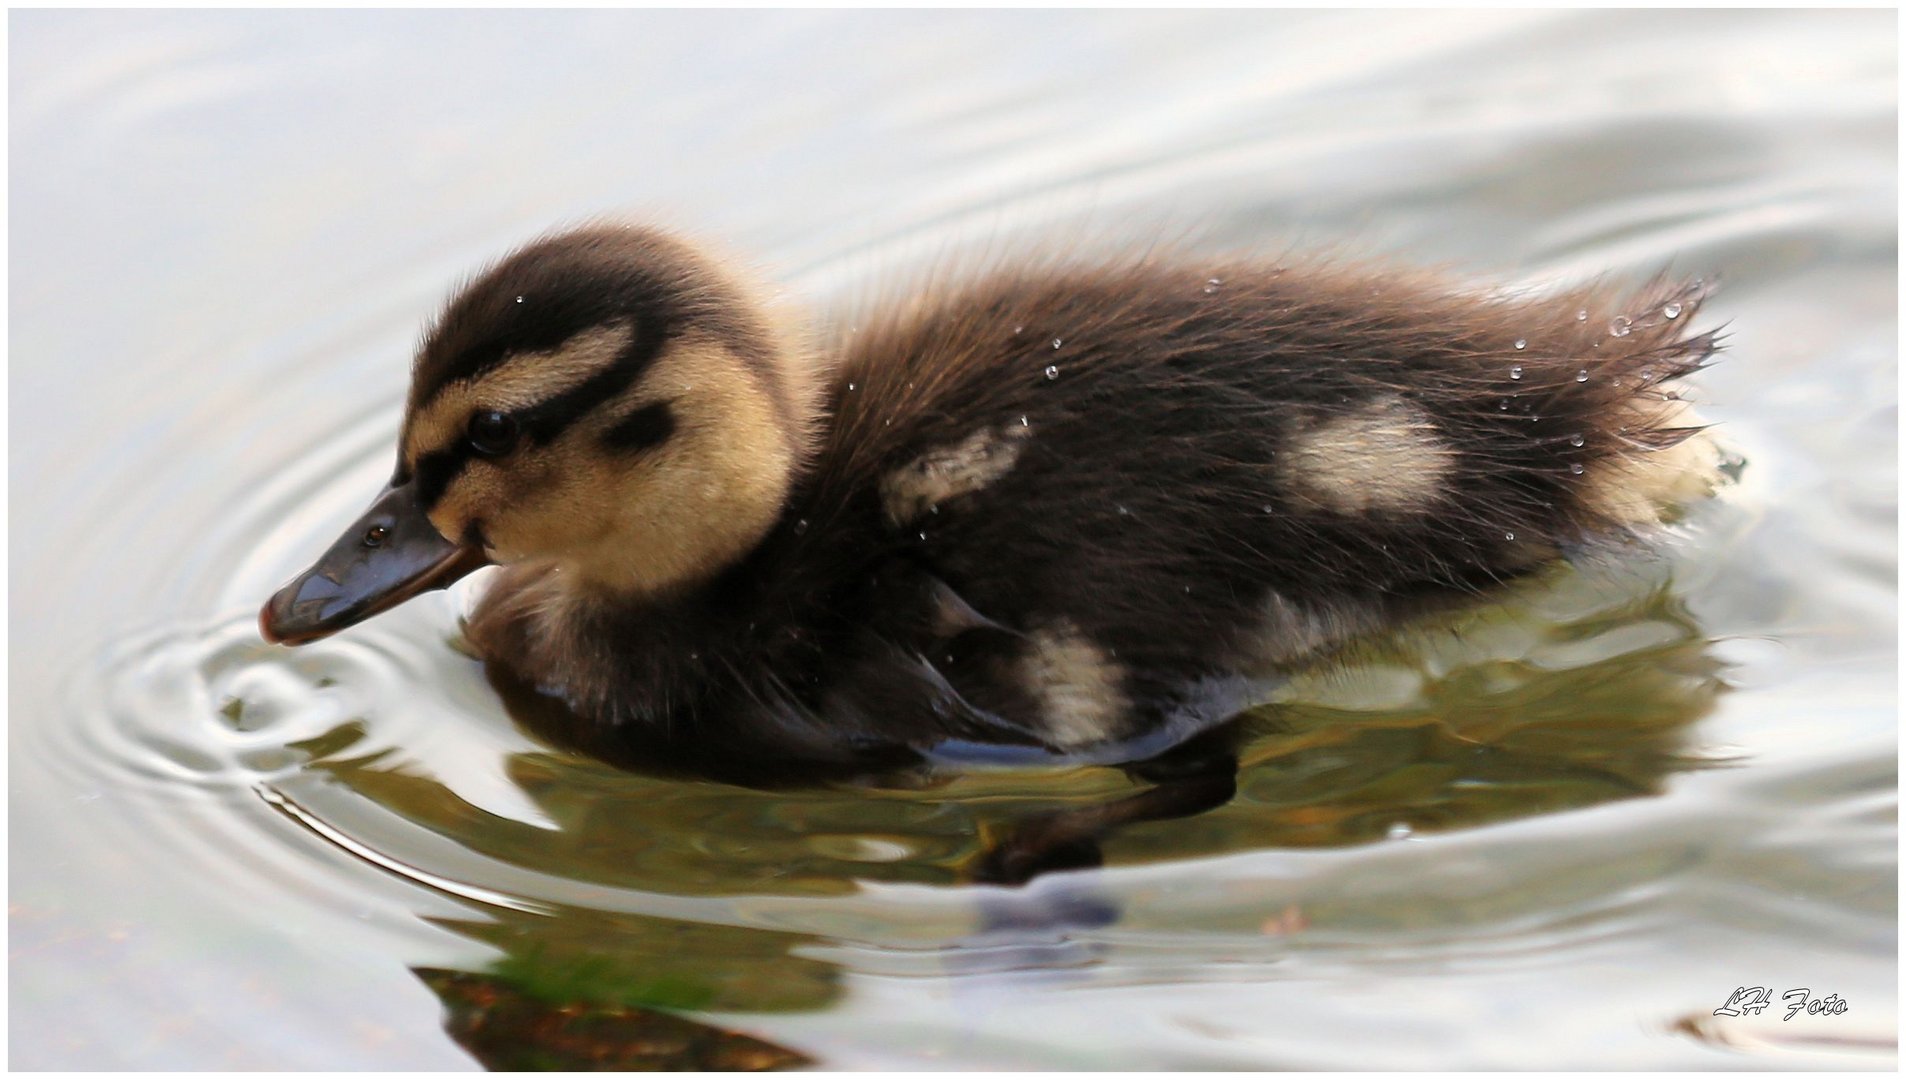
261,225,814,645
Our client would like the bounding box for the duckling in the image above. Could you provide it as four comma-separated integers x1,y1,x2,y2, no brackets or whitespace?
261,224,1727,775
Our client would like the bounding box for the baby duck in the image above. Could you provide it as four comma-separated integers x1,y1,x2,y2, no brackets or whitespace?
261,224,1726,773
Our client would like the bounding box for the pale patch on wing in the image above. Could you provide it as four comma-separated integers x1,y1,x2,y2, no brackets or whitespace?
1020,620,1128,748
1284,394,1453,515
881,425,1031,525
406,320,636,461
1582,403,1724,526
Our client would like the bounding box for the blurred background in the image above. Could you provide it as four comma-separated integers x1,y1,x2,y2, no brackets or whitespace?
10,9,1896,1069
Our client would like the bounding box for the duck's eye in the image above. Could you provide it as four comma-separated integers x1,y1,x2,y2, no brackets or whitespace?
467,410,519,456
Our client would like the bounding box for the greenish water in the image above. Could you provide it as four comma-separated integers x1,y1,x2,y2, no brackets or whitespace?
11,9,1895,1068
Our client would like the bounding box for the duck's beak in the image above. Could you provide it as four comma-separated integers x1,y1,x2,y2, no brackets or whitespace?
259,482,490,645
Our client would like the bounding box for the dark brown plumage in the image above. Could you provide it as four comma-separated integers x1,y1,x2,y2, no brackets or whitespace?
262,225,1727,779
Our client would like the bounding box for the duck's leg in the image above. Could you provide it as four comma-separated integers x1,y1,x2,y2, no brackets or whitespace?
970,725,1240,886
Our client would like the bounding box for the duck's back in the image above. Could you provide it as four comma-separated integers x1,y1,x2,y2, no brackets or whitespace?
804,256,1722,751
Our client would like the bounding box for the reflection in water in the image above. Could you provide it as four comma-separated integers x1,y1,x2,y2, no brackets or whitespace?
194,557,1726,1062
1669,1009,1897,1062
419,968,813,1070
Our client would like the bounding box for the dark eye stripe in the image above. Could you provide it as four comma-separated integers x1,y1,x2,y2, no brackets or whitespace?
405,318,672,510
602,401,676,452
515,319,670,445
412,445,470,511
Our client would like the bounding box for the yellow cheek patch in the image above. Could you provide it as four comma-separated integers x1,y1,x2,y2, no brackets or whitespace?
431,333,798,596
484,433,621,563
561,335,797,593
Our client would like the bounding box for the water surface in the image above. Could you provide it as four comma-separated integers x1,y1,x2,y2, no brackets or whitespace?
11,9,1896,1069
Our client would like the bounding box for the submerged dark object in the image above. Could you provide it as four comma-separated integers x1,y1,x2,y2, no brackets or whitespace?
417,968,812,1071
262,223,1727,773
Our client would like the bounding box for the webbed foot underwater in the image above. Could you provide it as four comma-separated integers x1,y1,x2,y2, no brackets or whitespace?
261,224,1728,773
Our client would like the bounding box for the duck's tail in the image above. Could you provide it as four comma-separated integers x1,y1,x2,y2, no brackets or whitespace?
1547,275,1737,532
